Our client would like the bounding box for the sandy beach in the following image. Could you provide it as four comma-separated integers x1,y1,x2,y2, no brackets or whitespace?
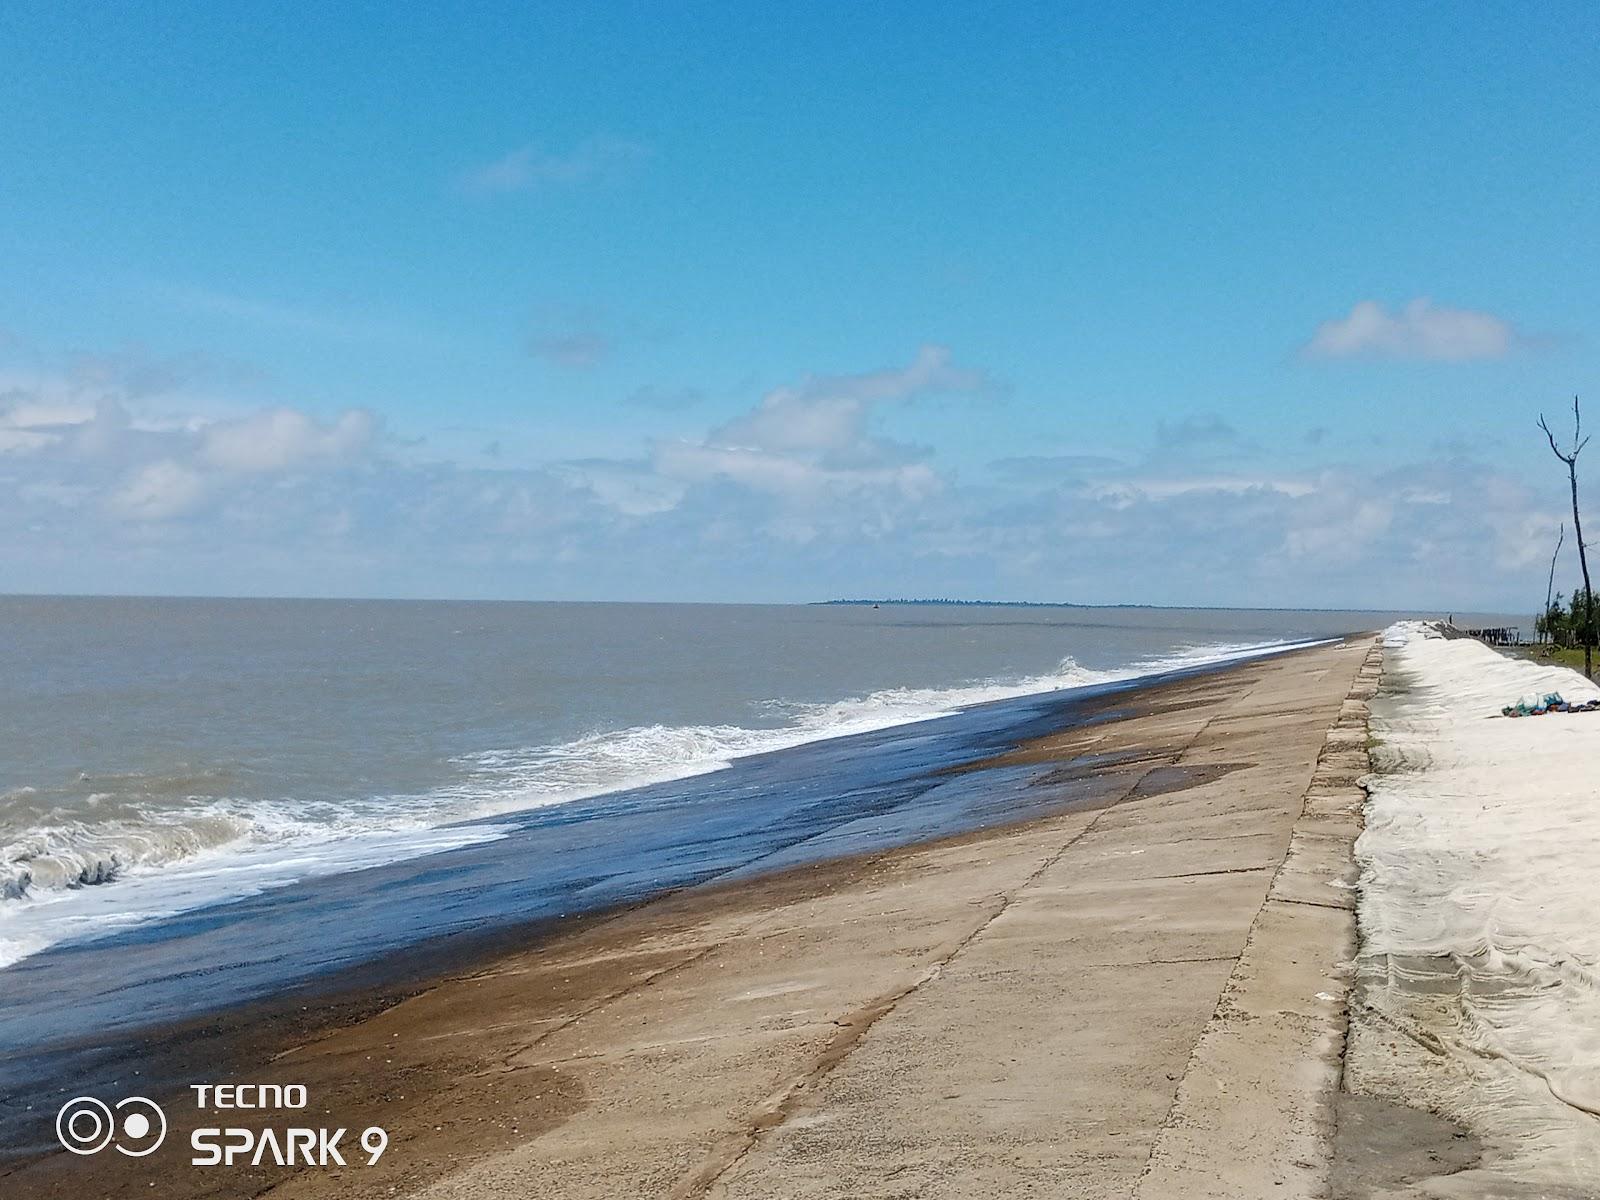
6,635,1389,1198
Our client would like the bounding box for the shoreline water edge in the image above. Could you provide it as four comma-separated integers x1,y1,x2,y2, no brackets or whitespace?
0,636,1320,973
2,637,1369,1197
9,595,1410,975
1,640,1328,1157
5,626,1597,1197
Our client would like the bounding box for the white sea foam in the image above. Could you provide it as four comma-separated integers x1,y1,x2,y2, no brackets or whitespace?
417,638,1313,823
1356,622,1600,1190
0,637,1308,968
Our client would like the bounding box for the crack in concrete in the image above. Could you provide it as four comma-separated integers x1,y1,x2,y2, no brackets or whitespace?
1081,966,1241,972
1269,896,1350,912
674,678,1266,1199
1147,865,1275,880
670,783,1173,1198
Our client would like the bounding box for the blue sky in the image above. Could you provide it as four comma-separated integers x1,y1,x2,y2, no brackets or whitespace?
2,3,1597,607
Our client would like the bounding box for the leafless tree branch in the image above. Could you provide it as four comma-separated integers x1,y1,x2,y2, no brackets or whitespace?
1545,522,1565,633
1541,396,1594,676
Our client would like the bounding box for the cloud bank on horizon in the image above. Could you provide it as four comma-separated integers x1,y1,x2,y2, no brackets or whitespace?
0,339,1564,610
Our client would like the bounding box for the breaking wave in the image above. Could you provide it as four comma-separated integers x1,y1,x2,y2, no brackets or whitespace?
1,637,1305,967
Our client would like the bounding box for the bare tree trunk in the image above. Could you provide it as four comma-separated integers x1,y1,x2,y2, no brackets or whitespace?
1541,396,1594,678
1572,464,1594,678
1545,522,1564,643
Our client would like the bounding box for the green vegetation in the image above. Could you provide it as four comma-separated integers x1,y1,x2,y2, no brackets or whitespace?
1534,586,1596,654
1510,643,1594,672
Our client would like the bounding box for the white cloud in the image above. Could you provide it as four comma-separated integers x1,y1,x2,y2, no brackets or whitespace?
555,460,685,516
644,345,987,505
1304,298,1523,361
0,361,380,525
712,393,866,456
458,136,649,196
710,344,985,456
1083,474,1317,506
1282,496,1394,563
200,408,376,473
2,397,96,433
0,384,124,455
109,460,207,521
655,440,942,503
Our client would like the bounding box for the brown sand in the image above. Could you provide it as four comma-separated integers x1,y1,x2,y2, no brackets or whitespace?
8,636,1379,1199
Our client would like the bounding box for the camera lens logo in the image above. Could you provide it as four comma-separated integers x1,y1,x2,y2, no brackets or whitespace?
55,1096,167,1157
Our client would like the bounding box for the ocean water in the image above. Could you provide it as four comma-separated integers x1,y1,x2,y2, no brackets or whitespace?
0,596,1492,973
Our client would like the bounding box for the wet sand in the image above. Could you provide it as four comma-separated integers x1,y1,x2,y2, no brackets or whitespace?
5,636,1379,1199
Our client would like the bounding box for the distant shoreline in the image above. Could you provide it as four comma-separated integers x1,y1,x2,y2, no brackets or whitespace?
0,591,1520,618
816,597,1467,616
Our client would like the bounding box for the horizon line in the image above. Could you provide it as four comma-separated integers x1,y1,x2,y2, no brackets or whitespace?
0,589,1522,617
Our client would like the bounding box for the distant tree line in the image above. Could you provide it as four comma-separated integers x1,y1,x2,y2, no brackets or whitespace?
1536,586,1597,649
